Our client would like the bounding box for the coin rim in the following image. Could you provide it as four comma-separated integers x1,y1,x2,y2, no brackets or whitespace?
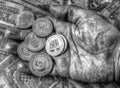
45,34,65,56
25,32,46,52
16,11,35,28
57,34,68,53
32,17,53,37
29,53,53,76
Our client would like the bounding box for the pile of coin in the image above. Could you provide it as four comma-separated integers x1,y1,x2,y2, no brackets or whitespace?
15,10,68,77
17,34,53,76
0,0,69,77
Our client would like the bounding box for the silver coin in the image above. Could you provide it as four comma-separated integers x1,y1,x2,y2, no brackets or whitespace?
46,34,65,56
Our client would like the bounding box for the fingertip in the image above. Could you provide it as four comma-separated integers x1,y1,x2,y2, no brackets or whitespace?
49,5,68,18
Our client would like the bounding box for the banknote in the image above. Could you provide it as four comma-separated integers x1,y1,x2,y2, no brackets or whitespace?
0,72,13,88
0,0,24,28
0,0,46,38
0,52,16,71
12,68,120,88
2,0,51,16
100,0,120,17
0,55,22,88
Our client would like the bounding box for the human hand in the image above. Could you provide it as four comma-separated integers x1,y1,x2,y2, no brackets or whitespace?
39,5,120,83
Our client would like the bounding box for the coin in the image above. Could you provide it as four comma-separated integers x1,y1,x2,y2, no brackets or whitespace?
32,17,53,37
25,32,46,52
29,53,53,76
46,34,65,56
17,42,36,61
16,11,35,28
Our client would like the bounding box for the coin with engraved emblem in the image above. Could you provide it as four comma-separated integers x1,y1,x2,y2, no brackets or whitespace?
25,32,46,52
46,34,65,56
29,53,53,76
32,18,53,37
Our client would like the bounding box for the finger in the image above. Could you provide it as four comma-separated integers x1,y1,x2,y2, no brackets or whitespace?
47,16,75,38
49,5,69,19
49,5,86,23
50,50,70,77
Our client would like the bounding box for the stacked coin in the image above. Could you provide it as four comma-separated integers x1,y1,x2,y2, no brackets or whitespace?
25,32,46,52
16,11,35,29
46,34,67,56
29,52,53,76
17,42,36,61
32,17,53,37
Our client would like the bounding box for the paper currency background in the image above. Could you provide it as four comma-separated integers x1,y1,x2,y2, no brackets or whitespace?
0,0,120,88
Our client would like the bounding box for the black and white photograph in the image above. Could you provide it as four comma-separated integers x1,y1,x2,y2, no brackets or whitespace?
0,0,120,88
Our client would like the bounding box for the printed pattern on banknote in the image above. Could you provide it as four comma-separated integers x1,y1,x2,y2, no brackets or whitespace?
0,73,12,88
13,69,41,88
0,0,24,28
0,52,15,71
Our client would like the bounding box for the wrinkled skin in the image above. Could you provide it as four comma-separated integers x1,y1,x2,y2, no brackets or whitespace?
43,5,120,83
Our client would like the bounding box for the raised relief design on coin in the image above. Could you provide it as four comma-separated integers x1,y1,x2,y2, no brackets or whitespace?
29,52,53,76
46,34,67,56
32,17,53,37
25,32,46,52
